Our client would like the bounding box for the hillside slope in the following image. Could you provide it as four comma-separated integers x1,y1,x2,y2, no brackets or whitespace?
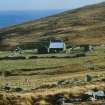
0,2,105,49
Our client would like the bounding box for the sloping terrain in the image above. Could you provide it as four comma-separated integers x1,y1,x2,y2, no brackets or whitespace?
0,47,105,105
0,2,105,50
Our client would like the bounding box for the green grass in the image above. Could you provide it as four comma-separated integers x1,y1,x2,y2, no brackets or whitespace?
0,58,83,71
0,51,11,57
0,47,105,91
0,48,103,70
0,49,86,72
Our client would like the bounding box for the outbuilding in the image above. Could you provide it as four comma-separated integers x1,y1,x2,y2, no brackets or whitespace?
48,40,66,53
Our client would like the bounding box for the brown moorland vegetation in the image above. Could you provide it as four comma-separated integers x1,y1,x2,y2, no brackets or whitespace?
0,2,105,50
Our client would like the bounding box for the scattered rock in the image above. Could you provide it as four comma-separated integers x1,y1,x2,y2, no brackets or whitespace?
85,89,105,100
57,79,81,86
57,80,70,85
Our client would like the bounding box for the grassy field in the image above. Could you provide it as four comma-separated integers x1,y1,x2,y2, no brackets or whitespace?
0,47,105,87
0,47,105,105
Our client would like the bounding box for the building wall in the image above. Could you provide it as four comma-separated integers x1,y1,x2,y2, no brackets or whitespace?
38,47,48,54
48,48,64,53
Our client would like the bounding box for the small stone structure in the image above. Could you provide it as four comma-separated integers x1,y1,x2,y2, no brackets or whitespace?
85,74,92,82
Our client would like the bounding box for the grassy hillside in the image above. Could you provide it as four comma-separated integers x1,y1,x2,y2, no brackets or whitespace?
0,2,105,50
